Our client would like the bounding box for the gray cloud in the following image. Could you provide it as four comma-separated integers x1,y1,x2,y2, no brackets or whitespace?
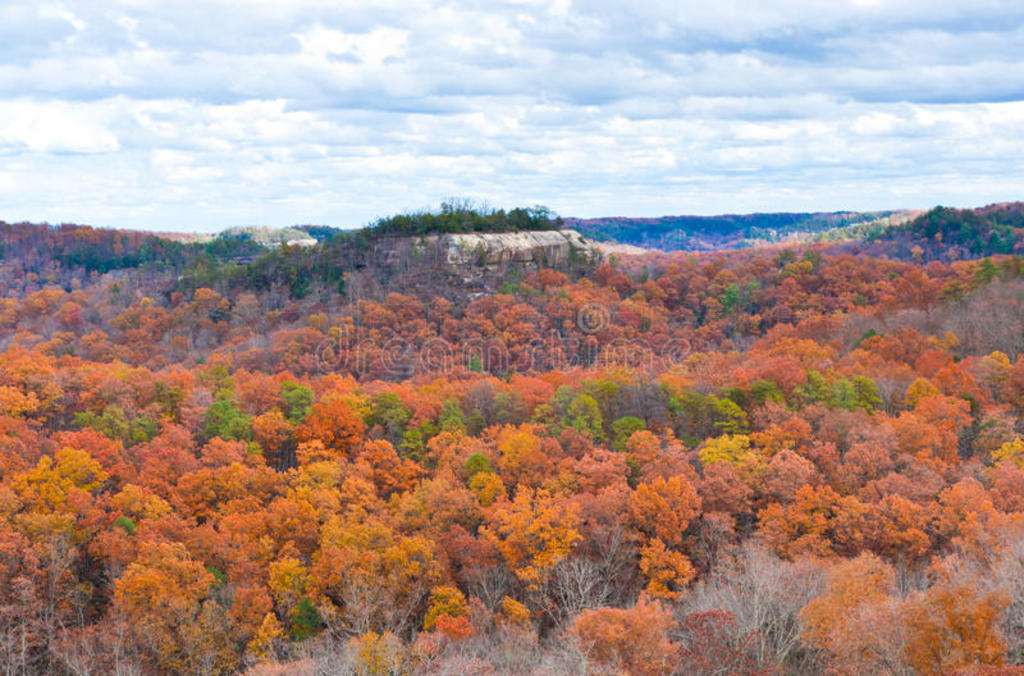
0,0,1022,230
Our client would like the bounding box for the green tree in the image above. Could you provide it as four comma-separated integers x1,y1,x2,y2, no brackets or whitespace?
749,379,784,407
281,381,314,424
828,378,857,411
365,392,412,445
463,453,492,479
566,394,604,440
799,370,831,407
203,399,251,441
290,598,321,640
719,283,742,314
851,375,882,411
467,409,487,436
75,405,159,446
399,422,435,462
439,399,466,433
611,416,646,453
711,397,748,435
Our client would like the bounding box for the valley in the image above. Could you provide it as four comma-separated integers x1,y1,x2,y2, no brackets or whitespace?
0,203,1022,674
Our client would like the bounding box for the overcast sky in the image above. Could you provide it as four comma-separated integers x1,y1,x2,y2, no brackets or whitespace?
1,0,1023,231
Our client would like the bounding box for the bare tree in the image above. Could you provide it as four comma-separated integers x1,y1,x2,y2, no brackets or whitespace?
546,557,616,627
464,564,515,612
678,541,825,673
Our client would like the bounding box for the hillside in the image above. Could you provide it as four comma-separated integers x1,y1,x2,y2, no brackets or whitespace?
0,205,594,304
565,210,909,251
2,204,1024,674
857,202,1024,261
315,228,599,300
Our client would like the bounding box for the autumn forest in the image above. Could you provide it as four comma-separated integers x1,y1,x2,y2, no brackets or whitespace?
2,204,1024,675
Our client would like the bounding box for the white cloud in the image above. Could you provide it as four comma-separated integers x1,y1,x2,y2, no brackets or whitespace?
0,0,1021,230
0,100,120,153
851,112,900,136
295,25,408,65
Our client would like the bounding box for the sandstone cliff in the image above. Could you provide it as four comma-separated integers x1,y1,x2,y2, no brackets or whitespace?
342,230,601,299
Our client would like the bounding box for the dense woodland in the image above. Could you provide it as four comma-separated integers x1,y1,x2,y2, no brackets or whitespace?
859,204,1024,262
2,209,1024,674
364,203,562,237
566,210,901,251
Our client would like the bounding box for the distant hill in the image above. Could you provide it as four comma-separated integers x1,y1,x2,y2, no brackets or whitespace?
564,211,907,251
217,226,318,248
6,201,1021,304
857,202,1024,262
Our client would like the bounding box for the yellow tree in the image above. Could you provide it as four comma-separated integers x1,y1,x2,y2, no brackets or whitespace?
268,555,313,633
630,475,701,548
312,514,441,635
246,612,285,663
639,537,696,600
0,385,40,418
698,434,765,481
13,447,108,512
991,438,1024,467
113,541,238,674
494,424,552,487
481,487,581,589
469,472,506,508
423,585,469,631
9,447,109,640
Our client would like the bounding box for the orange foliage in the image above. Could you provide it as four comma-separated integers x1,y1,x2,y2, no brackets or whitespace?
568,596,679,676
0,225,1022,672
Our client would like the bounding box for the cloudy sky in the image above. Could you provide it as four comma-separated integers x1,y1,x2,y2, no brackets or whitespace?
1,0,1023,231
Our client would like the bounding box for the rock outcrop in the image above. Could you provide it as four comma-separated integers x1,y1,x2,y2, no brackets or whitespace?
376,229,594,267
342,230,602,300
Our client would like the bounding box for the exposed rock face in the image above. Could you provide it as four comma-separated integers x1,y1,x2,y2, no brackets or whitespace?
342,230,602,300
422,229,594,266
372,229,597,272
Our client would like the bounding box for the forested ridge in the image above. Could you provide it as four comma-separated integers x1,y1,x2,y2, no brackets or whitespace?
569,202,1024,259
1,207,1024,674
364,202,561,237
859,203,1024,262
566,210,903,251
0,203,572,304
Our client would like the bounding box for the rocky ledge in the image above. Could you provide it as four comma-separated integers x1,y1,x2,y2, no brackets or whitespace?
339,230,601,300
372,229,599,270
